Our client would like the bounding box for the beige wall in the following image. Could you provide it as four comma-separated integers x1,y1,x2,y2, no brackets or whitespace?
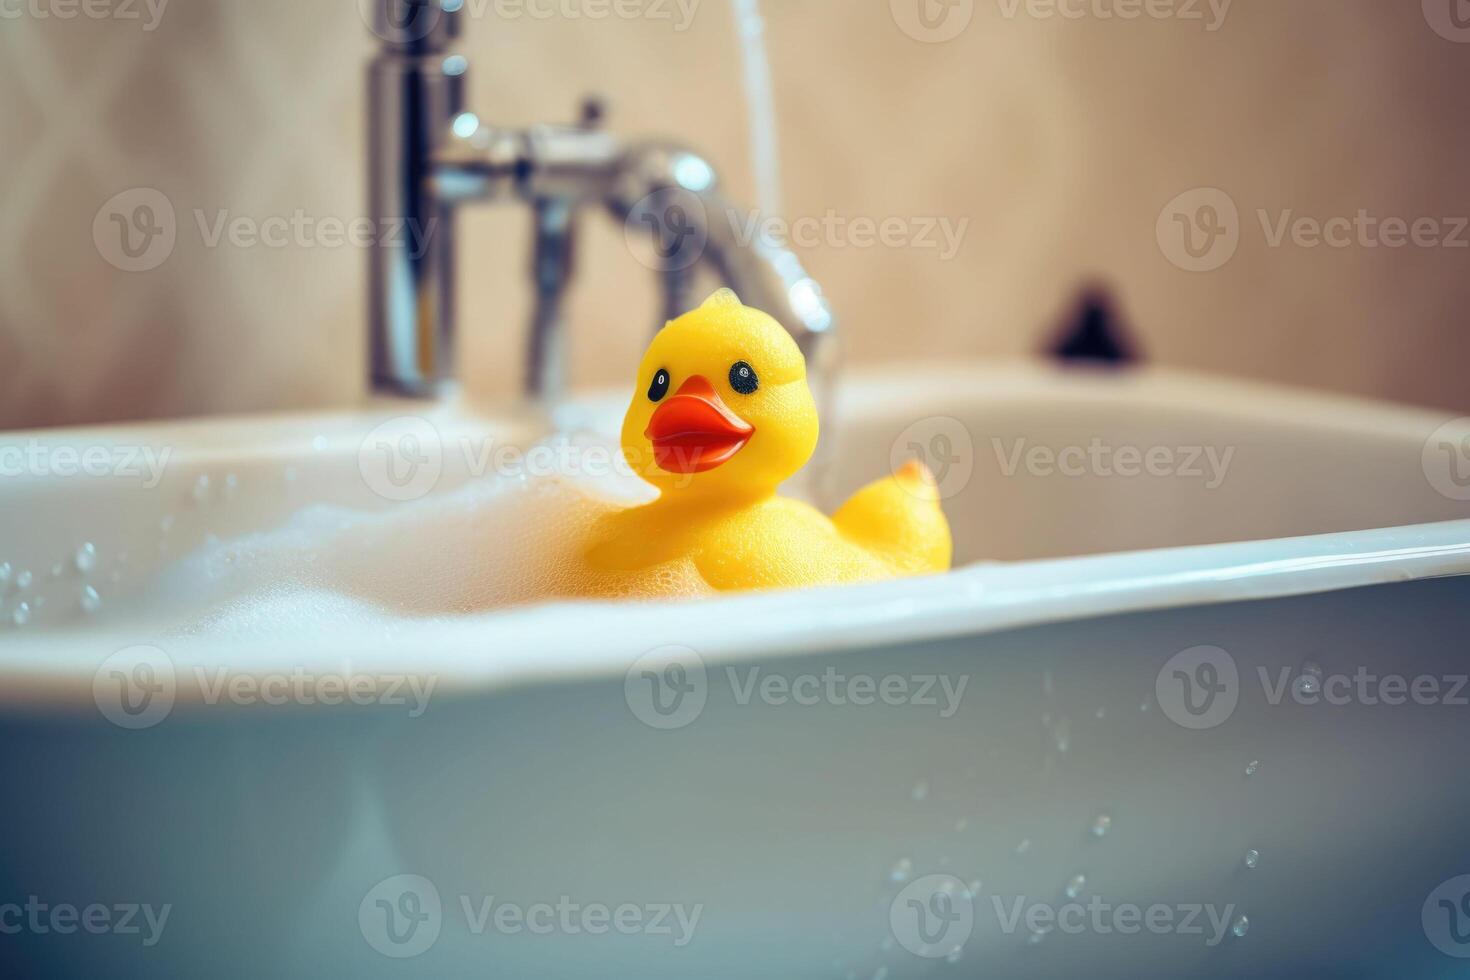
3,0,1469,429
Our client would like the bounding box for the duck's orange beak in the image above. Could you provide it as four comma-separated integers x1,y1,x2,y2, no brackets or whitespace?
645,375,755,474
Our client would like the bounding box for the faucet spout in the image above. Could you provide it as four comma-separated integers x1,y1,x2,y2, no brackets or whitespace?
607,141,838,385
366,3,837,403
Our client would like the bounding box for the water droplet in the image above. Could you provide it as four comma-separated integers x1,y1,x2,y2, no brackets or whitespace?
1095,706,1106,720
954,817,969,832
191,474,212,504
1091,813,1112,838
872,968,889,980
945,947,963,963
1139,698,1151,713
1026,925,1052,945
80,586,101,615
878,937,894,953
1232,914,1249,938
1015,838,1032,856
311,435,328,453
1245,760,1260,777
160,514,175,533
1065,873,1087,899
911,779,929,802
224,473,239,496
11,602,31,627
1052,716,1071,753
75,542,97,574
966,878,981,898
0,562,10,588
1293,662,1323,696
14,569,33,591
50,562,64,578
284,465,299,484
889,858,912,883
1244,849,1259,870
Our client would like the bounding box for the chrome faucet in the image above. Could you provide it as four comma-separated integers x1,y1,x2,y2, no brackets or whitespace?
367,0,836,402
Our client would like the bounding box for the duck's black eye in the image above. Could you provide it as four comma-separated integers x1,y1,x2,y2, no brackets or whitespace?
648,368,671,402
729,361,759,395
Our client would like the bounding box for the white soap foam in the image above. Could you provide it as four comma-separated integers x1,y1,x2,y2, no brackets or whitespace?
138,435,715,645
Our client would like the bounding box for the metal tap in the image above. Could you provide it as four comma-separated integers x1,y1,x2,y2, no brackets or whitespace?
367,0,836,402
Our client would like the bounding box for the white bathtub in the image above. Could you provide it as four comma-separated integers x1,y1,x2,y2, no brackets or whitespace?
3,362,1469,978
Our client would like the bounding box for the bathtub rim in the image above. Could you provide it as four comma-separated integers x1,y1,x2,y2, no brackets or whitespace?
2,360,1469,709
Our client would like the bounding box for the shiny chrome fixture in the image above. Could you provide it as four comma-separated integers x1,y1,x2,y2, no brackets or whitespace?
367,0,836,401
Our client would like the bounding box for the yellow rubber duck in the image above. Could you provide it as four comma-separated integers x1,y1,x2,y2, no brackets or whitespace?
582,289,952,592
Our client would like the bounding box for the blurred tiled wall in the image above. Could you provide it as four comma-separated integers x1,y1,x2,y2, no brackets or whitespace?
3,0,1469,428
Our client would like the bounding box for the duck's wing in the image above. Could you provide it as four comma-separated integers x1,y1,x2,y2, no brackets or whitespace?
830,461,953,576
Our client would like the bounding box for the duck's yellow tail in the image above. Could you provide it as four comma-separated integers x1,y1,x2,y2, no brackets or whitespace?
831,460,953,577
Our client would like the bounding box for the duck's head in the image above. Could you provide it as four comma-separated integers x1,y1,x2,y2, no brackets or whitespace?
621,289,818,500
